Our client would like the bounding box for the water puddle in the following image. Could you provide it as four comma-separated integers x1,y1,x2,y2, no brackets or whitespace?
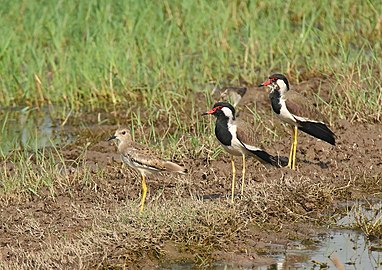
267,201,382,270
0,106,73,155
166,200,382,270
269,230,381,270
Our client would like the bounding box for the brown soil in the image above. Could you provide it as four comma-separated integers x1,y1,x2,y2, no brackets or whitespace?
1,78,381,269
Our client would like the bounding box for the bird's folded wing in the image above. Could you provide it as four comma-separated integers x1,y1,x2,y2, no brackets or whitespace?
235,118,263,149
123,147,185,173
284,91,327,123
124,148,168,171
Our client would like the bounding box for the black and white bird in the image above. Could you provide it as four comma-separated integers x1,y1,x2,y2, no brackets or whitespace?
202,102,283,203
259,74,336,170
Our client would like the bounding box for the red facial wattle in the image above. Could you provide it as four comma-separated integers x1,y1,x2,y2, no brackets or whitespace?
262,80,272,86
209,106,222,114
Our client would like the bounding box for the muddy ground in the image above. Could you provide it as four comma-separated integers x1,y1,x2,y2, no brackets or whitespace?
1,78,381,269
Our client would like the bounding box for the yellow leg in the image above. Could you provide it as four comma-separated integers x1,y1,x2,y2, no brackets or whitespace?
231,156,236,203
241,154,246,197
292,126,298,170
287,128,294,169
139,174,147,213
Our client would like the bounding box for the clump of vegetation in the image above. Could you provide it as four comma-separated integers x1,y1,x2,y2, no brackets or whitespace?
0,145,92,202
244,175,336,224
351,201,382,239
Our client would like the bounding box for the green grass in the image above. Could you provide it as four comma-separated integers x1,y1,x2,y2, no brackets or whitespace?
0,0,381,114
0,141,92,201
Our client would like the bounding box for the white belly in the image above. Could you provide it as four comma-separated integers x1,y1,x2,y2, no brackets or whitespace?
278,99,297,126
220,138,246,157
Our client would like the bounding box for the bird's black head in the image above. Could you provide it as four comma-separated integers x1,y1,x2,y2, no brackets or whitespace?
259,73,290,92
202,102,236,120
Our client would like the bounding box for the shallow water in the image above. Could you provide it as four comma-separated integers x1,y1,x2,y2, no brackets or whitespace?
167,231,381,270
167,201,382,270
271,230,381,270
0,106,72,155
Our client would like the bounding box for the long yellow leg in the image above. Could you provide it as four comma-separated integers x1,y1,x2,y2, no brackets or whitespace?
139,174,147,213
292,126,298,170
287,128,294,168
231,156,236,203
241,154,246,197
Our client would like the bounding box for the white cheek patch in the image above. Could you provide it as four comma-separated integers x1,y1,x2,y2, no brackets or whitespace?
277,80,288,95
221,107,234,118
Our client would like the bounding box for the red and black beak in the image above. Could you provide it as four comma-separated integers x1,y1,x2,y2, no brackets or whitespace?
258,79,272,87
202,109,215,116
202,105,223,116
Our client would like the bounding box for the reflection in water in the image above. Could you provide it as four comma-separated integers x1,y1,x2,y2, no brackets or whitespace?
167,229,381,270
167,202,382,270
0,107,71,155
272,230,381,270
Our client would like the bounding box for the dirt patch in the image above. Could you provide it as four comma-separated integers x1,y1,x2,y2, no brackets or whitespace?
0,79,381,269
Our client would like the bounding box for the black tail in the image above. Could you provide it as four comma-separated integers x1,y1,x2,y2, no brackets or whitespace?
298,121,336,145
248,150,288,168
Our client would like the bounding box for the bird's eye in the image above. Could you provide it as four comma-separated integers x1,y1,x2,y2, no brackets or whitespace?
122,131,126,135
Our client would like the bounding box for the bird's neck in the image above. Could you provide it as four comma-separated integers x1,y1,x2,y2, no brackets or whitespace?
269,90,282,114
215,115,233,146
117,140,131,153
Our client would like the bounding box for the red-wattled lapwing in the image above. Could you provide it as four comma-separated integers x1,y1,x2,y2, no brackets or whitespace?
259,74,336,170
202,102,283,203
109,128,186,213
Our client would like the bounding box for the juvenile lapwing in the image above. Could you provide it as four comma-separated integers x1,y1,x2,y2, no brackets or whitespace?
109,128,186,213
202,102,283,203
259,74,335,170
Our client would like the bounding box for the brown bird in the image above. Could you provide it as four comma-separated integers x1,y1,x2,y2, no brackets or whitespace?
259,74,335,170
211,85,247,107
203,102,284,203
109,128,186,213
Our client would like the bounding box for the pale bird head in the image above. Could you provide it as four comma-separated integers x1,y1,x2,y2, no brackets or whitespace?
108,128,132,144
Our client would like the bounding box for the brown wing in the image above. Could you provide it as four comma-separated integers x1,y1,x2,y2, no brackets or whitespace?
235,118,263,149
284,90,328,122
125,146,185,173
235,118,280,166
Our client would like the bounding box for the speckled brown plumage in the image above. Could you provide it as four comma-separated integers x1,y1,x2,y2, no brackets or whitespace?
109,127,185,212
